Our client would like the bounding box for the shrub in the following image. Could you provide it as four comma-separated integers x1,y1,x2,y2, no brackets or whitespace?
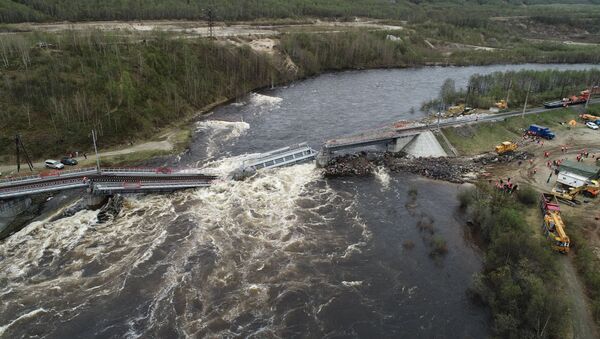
430,235,448,256
516,185,538,206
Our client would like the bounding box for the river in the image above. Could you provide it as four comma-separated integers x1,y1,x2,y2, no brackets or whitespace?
0,64,597,338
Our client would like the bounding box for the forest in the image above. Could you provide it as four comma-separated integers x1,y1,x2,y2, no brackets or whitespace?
2,26,600,160
2,0,600,23
0,31,294,159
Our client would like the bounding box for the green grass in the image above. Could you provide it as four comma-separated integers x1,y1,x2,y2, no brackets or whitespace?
444,107,582,155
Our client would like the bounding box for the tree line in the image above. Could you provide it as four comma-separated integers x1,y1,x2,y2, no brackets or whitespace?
424,68,600,111
0,30,293,159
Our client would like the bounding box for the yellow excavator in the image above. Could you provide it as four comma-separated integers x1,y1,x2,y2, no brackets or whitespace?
550,180,600,203
543,211,570,254
495,141,518,155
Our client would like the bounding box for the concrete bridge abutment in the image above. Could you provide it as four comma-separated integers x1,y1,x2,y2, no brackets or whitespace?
386,135,417,153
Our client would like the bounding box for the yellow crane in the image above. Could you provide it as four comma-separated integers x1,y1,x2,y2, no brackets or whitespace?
543,211,570,253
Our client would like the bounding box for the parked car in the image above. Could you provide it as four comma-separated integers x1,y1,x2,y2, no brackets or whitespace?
61,157,78,166
586,121,599,130
45,159,64,169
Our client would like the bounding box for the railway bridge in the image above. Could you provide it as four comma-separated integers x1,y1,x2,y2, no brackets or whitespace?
0,167,217,207
316,122,447,166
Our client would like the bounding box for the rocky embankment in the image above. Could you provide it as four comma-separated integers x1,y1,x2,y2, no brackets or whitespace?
324,152,483,183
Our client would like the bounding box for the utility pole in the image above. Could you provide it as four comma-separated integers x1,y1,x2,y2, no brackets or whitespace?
15,134,33,172
206,8,214,38
522,81,532,119
505,78,513,107
585,83,595,110
91,130,100,173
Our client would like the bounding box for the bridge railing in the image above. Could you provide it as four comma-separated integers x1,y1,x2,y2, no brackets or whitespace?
0,167,97,187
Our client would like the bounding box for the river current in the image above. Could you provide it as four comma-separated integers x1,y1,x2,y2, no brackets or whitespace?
1,64,597,338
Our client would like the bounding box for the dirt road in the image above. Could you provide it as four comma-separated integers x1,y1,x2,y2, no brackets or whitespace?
3,19,403,37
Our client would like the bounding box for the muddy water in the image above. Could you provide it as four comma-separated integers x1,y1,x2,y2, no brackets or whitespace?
1,64,597,338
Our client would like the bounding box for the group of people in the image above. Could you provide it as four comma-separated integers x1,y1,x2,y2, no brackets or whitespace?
491,177,519,193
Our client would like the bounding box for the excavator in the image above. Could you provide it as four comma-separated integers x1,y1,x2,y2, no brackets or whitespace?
550,180,600,204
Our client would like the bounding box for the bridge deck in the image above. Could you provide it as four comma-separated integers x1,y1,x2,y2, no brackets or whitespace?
324,123,425,151
0,167,217,200
244,143,318,170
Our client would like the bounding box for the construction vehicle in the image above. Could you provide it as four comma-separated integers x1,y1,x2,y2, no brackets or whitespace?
540,193,570,254
550,180,600,203
580,113,600,122
527,124,555,140
544,90,591,108
446,104,472,116
495,141,518,155
494,99,508,110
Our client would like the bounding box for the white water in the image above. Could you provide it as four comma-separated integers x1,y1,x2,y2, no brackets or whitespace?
0,161,370,337
194,120,250,159
248,93,283,113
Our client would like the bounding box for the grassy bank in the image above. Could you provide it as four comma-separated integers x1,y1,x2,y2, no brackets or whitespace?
460,185,571,338
443,107,585,155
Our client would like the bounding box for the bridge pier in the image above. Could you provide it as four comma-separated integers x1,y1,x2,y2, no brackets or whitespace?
387,135,416,153
86,193,108,209
316,150,332,168
0,197,32,219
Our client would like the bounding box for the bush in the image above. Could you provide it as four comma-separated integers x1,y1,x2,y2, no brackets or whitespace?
430,235,448,257
516,185,538,206
463,186,570,338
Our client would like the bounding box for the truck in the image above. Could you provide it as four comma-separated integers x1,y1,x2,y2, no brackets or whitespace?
495,141,518,155
544,90,591,108
527,124,555,140
540,193,570,254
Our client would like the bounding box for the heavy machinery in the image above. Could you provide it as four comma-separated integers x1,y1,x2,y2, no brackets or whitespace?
446,104,473,117
494,99,508,110
550,180,600,203
495,141,518,155
540,193,570,254
527,124,555,140
580,113,600,122
543,211,570,253
544,90,591,108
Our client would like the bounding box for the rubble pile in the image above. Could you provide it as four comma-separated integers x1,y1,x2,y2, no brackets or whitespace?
474,151,534,165
384,154,479,183
324,152,481,183
323,152,376,177
97,194,124,223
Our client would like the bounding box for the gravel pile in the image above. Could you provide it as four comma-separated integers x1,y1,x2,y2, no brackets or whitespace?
474,151,534,165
